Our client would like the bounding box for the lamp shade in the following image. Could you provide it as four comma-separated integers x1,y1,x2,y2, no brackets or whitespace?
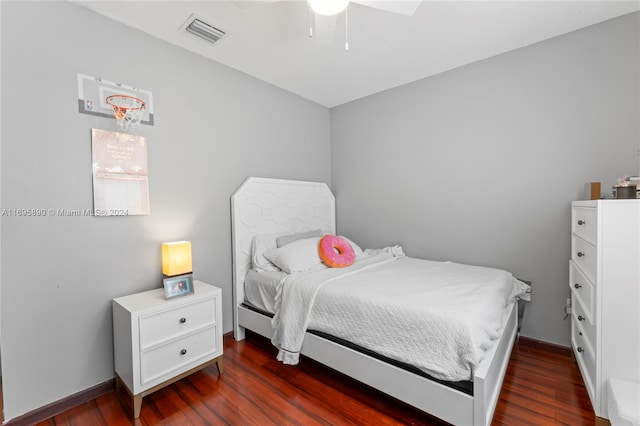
162,241,192,276
307,0,350,16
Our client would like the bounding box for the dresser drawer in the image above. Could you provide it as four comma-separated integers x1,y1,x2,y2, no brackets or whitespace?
569,261,595,325
572,320,596,404
139,297,217,350
571,236,597,284
572,295,596,354
140,325,219,386
572,207,597,245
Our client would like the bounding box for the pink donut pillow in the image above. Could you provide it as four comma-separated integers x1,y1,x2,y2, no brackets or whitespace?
318,235,355,268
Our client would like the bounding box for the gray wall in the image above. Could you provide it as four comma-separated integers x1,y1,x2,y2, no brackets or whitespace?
1,0,638,421
0,1,330,420
331,12,639,346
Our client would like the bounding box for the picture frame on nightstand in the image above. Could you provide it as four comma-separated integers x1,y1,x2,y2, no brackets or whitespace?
163,274,194,300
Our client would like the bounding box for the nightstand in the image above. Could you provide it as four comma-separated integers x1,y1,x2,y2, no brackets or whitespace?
112,280,223,418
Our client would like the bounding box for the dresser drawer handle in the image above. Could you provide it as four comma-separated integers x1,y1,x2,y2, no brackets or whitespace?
577,220,585,226
577,347,584,354
574,283,582,289
180,349,187,355
578,315,585,322
179,317,186,324
577,252,585,258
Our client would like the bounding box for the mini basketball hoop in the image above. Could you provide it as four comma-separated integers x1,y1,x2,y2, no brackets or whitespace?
105,94,146,131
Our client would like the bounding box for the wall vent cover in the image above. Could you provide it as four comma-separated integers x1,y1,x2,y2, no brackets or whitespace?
183,15,226,45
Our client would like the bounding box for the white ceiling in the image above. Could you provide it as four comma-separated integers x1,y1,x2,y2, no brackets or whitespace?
74,0,639,108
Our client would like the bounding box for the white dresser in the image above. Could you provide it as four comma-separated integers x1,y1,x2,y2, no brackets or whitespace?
113,280,223,418
570,200,640,423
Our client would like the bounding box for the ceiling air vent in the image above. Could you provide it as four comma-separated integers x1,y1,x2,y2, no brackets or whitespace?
183,15,226,45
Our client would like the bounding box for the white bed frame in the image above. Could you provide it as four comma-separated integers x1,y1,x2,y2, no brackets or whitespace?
231,177,518,426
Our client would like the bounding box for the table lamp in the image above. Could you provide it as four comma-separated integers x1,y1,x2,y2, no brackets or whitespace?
161,241,194,299
162,241,192,277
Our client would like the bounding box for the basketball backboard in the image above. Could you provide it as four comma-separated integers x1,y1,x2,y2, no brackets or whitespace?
77,73,154,126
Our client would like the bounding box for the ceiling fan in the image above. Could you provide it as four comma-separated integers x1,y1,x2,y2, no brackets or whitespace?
231,0,423,49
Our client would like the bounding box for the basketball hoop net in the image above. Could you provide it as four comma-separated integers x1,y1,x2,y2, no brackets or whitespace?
105,94,146,131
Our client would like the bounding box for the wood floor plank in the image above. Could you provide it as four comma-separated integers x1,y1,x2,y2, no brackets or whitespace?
31,333,595,425
260,357,413,425
93,393,134,426
36,400,107,426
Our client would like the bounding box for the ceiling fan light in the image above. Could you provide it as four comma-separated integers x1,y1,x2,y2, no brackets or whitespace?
307,0,350,16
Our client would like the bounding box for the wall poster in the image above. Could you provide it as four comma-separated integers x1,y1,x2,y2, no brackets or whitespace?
91,128,150,216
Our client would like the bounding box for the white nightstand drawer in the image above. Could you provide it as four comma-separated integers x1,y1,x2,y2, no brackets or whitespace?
139,297,216,350
569,261,594,325
572,207,597,245
571,235,597,284
140,325,219,386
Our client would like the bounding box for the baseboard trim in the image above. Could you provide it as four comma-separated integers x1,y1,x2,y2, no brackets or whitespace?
3,379,114,426
518,336,571,356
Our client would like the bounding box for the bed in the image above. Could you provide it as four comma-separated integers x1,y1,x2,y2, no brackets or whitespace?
231,177,529,425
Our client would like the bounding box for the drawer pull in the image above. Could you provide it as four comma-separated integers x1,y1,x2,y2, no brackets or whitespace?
577,252,585,258
179,317,186,324
574,283,582,289
577,347,584,354
578,315,585,322
180,349,187,355
577,220,585,226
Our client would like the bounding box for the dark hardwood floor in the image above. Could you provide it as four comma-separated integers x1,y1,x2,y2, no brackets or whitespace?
35,332,594,425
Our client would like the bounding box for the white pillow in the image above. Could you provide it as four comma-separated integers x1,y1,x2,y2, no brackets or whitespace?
340,236,365,258
251,232,287,272
264,237,323,274
276,229,323,248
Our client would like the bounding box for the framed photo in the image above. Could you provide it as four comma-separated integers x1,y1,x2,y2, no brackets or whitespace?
163,274,194,300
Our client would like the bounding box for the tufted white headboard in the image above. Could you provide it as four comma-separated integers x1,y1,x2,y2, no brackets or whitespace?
231,177,336,334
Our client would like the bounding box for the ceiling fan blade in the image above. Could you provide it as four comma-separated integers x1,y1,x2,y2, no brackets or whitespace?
313,13,338,46
352,0,422,16
229,0,281,9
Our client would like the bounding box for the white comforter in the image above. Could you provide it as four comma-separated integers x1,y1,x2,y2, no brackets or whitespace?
271,252,531,381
